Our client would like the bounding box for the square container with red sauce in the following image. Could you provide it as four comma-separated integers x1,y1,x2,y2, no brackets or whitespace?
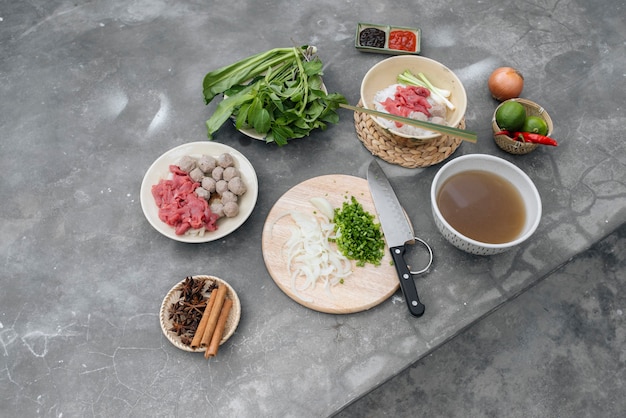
355,23,421,55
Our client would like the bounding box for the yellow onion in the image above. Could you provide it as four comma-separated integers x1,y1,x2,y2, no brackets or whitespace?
488,67,524,101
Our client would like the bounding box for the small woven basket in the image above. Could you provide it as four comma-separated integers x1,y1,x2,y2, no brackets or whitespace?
353,101,464,168
492,98,553,155
160,275,241,352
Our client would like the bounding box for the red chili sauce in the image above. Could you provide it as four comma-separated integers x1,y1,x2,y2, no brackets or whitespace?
388,30,417,52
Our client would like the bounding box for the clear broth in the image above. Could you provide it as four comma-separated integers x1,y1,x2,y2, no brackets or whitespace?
437,170,526,244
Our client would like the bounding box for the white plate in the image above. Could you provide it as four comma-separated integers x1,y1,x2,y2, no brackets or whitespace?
236,124,266,140
140,141,258,243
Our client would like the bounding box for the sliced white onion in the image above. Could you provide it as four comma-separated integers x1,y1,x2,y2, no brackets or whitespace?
309,197,335,220
280,209,352,300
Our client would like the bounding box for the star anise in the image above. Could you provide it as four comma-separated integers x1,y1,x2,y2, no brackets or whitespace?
180,335,194,346
169,321,188,336
191,279,205,296
178,276,196,300
167,277,215,346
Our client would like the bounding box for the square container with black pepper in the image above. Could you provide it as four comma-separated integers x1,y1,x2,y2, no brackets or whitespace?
355,23,421,55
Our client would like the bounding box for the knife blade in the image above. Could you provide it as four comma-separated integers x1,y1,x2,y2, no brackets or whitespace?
367,159,425,317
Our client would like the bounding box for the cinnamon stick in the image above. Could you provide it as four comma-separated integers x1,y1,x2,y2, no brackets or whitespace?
190,288,217,349
205,297,233,358
200,284,228,348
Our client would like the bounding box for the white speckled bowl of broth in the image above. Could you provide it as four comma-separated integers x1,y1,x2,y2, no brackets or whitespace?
430,154,542,255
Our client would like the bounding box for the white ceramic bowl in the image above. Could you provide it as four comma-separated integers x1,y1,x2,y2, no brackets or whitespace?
430,154,542,255
360,55,467,141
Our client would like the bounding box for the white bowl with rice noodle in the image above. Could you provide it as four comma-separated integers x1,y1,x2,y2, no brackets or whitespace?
360,55,467,141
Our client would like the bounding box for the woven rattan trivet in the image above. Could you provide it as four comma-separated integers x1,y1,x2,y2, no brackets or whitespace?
354,102,464,168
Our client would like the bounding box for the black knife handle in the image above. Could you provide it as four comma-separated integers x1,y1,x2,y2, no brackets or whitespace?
390,245,425,317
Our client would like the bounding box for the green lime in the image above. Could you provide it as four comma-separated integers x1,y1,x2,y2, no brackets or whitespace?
495,101,526,132
522,115,548,135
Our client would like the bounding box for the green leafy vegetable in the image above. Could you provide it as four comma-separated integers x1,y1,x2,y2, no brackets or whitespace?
202,46,347,146
331,196,385,267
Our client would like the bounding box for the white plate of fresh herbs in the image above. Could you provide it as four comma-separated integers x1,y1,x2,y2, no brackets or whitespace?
203,45,346,146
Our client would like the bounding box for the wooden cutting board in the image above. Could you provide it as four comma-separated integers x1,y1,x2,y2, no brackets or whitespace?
261,175,399,314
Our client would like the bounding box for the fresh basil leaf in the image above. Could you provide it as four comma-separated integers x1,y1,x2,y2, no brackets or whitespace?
270,125,292,146
206,91,254,138
252,108,271,133
307,75,323,91
302,59,323,77
234,102,252,130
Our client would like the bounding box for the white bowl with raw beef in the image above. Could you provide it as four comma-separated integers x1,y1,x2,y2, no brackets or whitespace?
360,55,467,141
140,141,258,243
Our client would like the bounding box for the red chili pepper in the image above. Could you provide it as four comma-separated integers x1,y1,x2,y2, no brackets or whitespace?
495,130,558,147
515,132,558,146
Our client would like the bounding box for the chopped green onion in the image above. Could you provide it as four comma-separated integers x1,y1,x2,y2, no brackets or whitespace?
331,196,385,267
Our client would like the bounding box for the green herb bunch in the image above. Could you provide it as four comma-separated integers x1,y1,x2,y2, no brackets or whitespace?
203,46,347,146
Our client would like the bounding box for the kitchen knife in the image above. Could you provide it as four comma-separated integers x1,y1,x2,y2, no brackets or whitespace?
367,159,425,317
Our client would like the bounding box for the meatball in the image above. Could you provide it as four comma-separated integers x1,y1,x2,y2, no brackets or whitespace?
223,201,239,218
211,166,224,181
178,155,196,173
218,153,234,168
210,202,224,218
201,177,216,193
215,179,229,195
223,166,239,181
189,167,204,182
228,177,247,196
195,187,210,200
220,191,238,204
198,155,217,173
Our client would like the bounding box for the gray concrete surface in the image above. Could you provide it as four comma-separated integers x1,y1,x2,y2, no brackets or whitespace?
335,223,626,417
1,1,624,417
